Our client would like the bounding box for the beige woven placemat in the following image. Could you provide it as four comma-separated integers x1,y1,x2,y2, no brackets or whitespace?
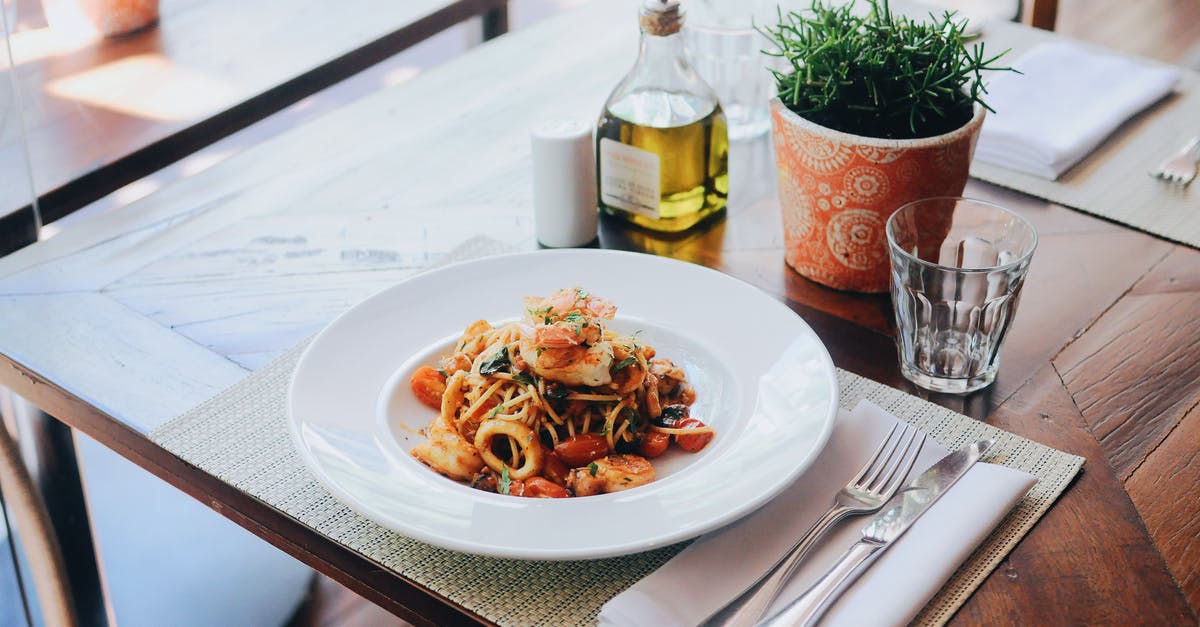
150,343,1082,627
971,21,1200,249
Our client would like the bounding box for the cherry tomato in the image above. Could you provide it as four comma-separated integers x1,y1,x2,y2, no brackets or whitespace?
674,417,714,453
542,452,571,486
637,431,671,458
523,477,570,498
554,434,610,467
409,366,445,410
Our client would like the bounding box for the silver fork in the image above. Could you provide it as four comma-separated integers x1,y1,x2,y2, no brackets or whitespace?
711,422,926,627
1149,136,1200,187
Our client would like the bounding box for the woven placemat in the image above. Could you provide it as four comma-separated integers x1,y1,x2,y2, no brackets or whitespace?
150,342,1082,626
971,21,1200,249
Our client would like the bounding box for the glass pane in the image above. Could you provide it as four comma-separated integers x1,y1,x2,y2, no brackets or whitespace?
2,1,41,624
0,490,35,627
1,0,39,240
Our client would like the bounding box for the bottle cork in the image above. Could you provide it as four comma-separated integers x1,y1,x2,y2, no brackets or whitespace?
639,0,683,36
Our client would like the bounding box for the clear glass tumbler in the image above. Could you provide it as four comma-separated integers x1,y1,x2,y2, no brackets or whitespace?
684,0,776,139
886,197,1037,394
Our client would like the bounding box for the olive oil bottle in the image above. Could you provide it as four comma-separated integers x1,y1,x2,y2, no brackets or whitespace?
596,0,729,233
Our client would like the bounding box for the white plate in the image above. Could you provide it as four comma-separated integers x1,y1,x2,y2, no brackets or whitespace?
287,249,838,560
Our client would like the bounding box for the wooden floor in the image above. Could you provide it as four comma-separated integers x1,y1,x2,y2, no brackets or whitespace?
185,0,1195,626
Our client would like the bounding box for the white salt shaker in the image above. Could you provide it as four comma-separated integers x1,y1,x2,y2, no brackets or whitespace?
531,120,598,247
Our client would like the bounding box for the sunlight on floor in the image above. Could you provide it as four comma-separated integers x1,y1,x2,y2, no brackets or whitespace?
46,53,237,121
42,0,603,236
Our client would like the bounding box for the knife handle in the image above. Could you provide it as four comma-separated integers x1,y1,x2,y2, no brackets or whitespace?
760,539,884,627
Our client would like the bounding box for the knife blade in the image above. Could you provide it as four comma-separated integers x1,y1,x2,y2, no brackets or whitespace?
760,438,993,627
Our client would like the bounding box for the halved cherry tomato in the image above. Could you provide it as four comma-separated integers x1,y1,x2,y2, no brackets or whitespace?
554,434,610,467
523,477,570,498
637,431,671,458
409,366,446,410
674,417,714,453
542,452,571,486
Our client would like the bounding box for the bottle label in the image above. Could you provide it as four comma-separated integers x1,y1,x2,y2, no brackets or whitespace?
599,138,660,219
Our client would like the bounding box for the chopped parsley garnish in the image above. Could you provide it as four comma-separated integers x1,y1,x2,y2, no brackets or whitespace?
513,372,535,387
613,356,638,371
622,407,640,430
498,467,511,495
587,462,599,476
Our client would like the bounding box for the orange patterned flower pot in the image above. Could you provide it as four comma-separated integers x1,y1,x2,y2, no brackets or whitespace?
81,0,159,37
771,99,985,293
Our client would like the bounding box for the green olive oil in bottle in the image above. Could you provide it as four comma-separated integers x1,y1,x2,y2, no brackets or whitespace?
596,0,729,233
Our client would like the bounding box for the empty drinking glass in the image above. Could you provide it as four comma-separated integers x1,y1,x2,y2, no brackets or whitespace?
684,0,776,139
886,197,1037,394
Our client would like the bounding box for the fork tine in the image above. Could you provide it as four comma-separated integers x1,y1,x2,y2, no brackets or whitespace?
875,431,927,497
851,423,901,485
863,425,921,493
857,423,911,489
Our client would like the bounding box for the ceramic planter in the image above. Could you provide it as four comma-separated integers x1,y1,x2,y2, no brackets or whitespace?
770,99,986,293
82,0,159,36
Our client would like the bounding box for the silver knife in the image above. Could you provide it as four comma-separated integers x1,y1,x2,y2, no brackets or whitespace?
760,438,993,627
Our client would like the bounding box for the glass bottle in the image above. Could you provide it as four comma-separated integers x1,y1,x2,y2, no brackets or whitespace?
596,0,730,234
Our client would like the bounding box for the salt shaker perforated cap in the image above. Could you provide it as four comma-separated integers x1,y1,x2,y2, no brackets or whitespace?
530,120,598,248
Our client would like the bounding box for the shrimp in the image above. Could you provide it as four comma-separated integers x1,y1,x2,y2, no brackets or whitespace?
525,287,617,323
517,288,620,386
651,357,696,405
518,334,614,386
608,342,647,395
411,414,485,481
566,454,655,496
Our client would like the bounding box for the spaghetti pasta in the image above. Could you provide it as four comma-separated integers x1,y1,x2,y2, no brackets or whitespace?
409,287,712,498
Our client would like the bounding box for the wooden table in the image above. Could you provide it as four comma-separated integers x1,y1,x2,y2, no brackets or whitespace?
0,1,1196,624
0,0,507,254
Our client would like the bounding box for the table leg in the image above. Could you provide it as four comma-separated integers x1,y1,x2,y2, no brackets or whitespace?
6,398,108,627
482,3,509,40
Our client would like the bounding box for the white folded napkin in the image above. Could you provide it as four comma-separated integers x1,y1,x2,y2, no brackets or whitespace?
975,41,1180,179
599,400,1036,627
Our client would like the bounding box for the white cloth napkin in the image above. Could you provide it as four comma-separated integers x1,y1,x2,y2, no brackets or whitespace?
598,400,1036,627
974,41,1180,180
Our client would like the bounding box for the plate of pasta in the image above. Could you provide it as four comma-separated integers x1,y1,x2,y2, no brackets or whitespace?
288,249,838,559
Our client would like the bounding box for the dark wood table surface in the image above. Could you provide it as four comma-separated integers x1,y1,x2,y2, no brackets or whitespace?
0,0,507,254
0,0,1196,624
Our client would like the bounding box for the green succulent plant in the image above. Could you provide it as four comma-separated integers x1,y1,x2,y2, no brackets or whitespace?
760,0,1013,139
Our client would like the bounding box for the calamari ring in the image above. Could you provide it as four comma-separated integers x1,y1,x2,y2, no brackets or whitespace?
474,419,545,480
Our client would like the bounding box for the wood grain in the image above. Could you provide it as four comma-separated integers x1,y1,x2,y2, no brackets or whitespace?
1127,401,1200,610
1053,290,1200,479
954,365,1195,625
1059,0,1200,65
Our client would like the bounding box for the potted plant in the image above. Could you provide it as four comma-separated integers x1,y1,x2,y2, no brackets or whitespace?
760,0,1011,292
